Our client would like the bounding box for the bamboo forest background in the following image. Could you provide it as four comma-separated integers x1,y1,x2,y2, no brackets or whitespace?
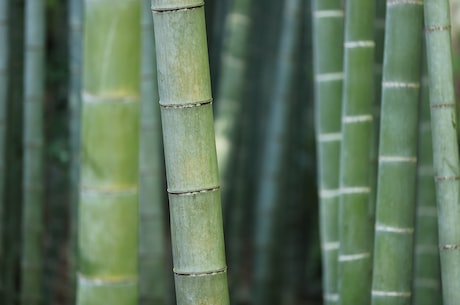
2,0,460,305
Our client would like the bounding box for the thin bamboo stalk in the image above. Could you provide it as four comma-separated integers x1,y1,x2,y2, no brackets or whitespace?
424,1,460,304
0,0,9,285
371,2,423,305
338,0,375,304
139,0,167,304
312,0,344,304
252,0,302,304
67,0,83,302
151,1,230,304
412,50,441,305
20,0,46,303
77,0,141,304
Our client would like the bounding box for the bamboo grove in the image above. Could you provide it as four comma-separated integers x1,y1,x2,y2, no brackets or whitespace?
1,0,460,305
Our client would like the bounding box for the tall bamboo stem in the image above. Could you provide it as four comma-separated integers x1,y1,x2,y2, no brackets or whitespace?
77,1,141,304
151,1,230,304
20,0,46,304
312,0,344,304
338,0,375,304
371,2,423,305
424,1,460,304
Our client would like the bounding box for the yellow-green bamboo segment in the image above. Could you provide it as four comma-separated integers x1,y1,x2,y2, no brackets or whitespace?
371,2,423,305
424,1,460,305
312,1,344,304
338,0,375,304
412,55,441,305
21,0,45,304
139,0,167,303
151,1,229,304
77,0,141,304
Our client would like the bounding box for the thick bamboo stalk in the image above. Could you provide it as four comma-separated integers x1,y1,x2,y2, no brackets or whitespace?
138,0,167,304
312,0,344,304
67,0,83,302
0,0,9,283
20,0,46,304
338,0,375,304
151,1,230,304
252,0,302,304
371,2,423,305
77,1,141,304
412,51,441,305
424,1,460,305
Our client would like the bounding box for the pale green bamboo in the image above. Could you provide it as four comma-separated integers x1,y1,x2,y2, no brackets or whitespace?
338,0,375,304
412,51,441,305
0,0,9,283
312,0,344,304
20,0,45,304
252,0,302,304
68,0,83,302
139,0,166,304
371,3,423,305
424,1,460,305
77,0,141,304
151,1,229,304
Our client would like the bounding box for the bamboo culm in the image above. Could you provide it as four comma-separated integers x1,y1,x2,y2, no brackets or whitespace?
424,1,460,305
21,0,45,304
77,0,141,304
312,0,344,304
338,0,376,304
151,0,230,304
412,49,441,305
371,2,423,305
139,0,167,304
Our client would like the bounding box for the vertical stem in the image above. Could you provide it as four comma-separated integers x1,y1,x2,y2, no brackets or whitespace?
21,0,46,304
338,0,375,304
311,0,344,304
424,1,460,305
371,2,423,305
151,1,230,304
139,0,167,304
77,1,141,304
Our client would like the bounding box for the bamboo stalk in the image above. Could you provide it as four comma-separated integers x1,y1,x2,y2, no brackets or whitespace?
138,0,167,304
151,1,230,304
371,2,423,305
338,0,376,304
424,1,460,304
20,0,46,303
412,49,441,305
77,1,141,304
67,0,83,302
312,0,344,304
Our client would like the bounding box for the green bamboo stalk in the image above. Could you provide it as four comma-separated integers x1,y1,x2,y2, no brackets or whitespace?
138,0,167,304
0,0,9,287
412,49,441,305
252,0,302,304
371,2,423,305
424,1,460,305
151,1,229,304
20,0,46,303
312,0,344,304
68,0,83,302
77,0,141,304
338,0,375,304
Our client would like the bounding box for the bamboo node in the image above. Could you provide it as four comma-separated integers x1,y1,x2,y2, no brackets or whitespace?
318,132,342,142
313,10,344,18
174,267,227,277
440,244,460,251
430,103,456,109
168,186,220,196
160,98,213,109
319,188,341,198
78,273,138,286
315,72,344,82
338,252,370,262
425,24,451,32
344,40,375,48
151,2,204,13
340,187,371,194
372,290,411,297
387,0,423,6
342,115,373,123
434,175,460,182
382,81,420,89
379,156,417,163
375,224,414,234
